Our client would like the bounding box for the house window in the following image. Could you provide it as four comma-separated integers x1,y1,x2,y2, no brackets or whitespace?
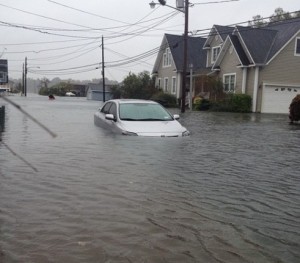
172,77,176,94
223,74,236,92
163,48,172,67
211,46,221,63
157,78,161,89
0,72,6,83
164,78,169,92
295,38,300,56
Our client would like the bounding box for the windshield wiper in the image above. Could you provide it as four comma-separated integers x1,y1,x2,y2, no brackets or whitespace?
136,118,169,121
121,118,138,121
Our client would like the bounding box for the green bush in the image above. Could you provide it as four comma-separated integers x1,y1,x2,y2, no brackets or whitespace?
150,92,178,107
193,98,210,111
210,94,252,113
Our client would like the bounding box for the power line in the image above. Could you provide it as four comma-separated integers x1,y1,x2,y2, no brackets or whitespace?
192,0,239,5
0,38,93,46
0,3,95,29
193,11,300,36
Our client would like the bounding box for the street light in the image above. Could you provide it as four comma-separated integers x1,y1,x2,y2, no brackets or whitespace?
149,0,188,113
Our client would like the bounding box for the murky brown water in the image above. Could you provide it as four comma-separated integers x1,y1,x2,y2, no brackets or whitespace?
1,95,299,262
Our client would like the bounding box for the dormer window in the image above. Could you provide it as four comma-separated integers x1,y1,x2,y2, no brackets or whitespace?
163,48,172,67
211,46,221,63
295,38,300,56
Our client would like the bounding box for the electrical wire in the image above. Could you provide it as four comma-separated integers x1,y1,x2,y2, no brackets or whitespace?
192,0,239,5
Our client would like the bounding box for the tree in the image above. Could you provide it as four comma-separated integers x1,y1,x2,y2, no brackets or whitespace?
248,15,266,28
39,81,72,96
121,71,156,99
269,7,292,23
249,8,298,28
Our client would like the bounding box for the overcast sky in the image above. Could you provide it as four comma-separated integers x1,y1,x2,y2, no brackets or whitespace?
0,0,299,82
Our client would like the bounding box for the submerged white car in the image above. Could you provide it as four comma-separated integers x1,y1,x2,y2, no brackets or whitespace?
94,99,190,137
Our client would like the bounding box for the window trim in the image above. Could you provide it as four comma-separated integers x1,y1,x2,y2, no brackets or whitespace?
164,77,169,92
223,73,236,93
172,77,176,94
295,37,300,56
163,48,172,67
211,46,221,64
157,78,161,89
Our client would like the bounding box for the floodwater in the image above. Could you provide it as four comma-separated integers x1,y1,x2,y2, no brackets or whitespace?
0,95,299,263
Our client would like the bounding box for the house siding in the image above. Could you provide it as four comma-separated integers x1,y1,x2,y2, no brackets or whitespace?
256,33,300,112
218,44,243,93
245,67,255,97
207,35,224,67
260,33,300,85
155,50,177,95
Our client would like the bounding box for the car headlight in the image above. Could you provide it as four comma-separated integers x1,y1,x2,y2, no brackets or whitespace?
182,130,190,137
122,131,138,136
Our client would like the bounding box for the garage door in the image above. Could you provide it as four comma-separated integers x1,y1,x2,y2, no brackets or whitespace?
261,85,300,114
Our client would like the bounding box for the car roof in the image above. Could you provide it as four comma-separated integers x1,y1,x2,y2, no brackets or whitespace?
108,99,158,105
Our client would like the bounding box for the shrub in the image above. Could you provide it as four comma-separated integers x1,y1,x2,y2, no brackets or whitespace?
228,94,252,112
289,94,300,123
193,98,210,111
210,94,252,113
150,91,177,107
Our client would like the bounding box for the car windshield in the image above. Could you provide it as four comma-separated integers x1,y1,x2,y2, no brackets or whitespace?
119,103,173,121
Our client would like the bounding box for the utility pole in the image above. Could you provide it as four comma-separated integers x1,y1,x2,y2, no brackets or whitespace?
181,0,189,113
24,57,27,97
22,63,25,95
102,36,105,102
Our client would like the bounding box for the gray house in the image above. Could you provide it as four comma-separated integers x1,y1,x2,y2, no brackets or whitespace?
86,81,118,101
208,18,300,113
0,59,9,93
153,18,300,113
152,34,208,102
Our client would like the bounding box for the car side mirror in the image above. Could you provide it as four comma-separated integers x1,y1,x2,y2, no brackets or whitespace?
173,114,180,120
105,114,116,121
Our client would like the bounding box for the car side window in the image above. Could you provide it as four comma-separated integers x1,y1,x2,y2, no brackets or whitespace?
101,102,112,114
109,103,117,118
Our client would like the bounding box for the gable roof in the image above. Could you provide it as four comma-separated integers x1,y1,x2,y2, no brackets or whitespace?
152,34,207,73
213,34,250,69
266,17,300,61
215,25,235,41
235,18,300,64
166,34,207,71
203,25,234,48
235,26,277,64
229,35,250,65
213,18,300,69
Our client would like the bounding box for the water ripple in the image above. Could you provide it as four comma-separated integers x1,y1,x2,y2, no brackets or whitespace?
1,96,299,262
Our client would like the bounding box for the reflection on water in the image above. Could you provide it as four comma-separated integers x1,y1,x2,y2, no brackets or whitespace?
0,95,300,263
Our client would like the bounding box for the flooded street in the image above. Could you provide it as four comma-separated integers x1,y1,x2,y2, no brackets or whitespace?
0,95,299,263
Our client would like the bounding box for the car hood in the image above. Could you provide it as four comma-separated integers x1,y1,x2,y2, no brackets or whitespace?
119,120,188,137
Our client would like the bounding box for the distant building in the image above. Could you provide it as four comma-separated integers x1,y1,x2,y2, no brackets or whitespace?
0,59,9,93
69,83,87,97
86,81,118,101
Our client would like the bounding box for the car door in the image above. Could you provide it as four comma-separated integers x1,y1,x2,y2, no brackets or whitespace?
95,101,112,128
106,102,120,133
